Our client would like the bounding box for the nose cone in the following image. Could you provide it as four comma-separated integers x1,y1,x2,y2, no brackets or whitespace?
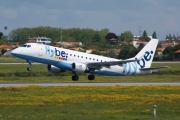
11,48,19,57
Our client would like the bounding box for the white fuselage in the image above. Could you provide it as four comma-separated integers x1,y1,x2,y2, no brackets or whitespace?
11,43,152,76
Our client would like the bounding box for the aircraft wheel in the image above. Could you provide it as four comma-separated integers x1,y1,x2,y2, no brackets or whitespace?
72,75,79,81
27,67,32,71
88,75,95,80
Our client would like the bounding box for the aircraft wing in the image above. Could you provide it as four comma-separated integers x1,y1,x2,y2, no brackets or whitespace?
87,59,138,69
140,66,169,70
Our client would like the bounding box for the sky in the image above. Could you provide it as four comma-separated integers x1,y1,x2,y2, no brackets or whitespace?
0,0,180,40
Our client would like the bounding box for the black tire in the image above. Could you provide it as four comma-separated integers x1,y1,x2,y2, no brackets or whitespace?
88,75,95,80
72,75,79,81
27,67,31,71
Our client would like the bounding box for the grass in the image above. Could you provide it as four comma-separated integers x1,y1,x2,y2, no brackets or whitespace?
0,75,180,83
0,57,26,63
0,59,180,82
0,57,180,120
0,86,179,120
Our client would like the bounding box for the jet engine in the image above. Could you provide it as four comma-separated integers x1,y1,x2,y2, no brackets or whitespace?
72,62,89,72
47,65,65,73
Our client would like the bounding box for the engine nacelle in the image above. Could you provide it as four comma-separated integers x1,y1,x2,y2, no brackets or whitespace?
47,65,65,73
72,62,88,72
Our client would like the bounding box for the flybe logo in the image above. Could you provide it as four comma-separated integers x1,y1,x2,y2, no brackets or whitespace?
136,50,153,68
45,46,68,60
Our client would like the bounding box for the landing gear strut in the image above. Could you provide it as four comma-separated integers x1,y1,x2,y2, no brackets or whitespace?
72,72,79,81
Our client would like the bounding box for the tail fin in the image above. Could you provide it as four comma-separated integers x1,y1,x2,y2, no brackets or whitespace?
134,39,159,69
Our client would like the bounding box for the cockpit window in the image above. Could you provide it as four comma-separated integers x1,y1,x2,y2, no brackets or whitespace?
21,44,31,48
21,44,27,47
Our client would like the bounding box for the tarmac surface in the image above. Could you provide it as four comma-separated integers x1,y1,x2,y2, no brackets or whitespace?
0,82,180,87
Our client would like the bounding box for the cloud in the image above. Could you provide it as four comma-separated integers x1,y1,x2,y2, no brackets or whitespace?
0,0,180,40
0,8,18,20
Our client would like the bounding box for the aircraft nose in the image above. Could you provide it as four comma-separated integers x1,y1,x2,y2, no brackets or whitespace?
11,48,19,56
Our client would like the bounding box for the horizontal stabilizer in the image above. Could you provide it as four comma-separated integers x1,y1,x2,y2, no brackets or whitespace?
140,66,169,71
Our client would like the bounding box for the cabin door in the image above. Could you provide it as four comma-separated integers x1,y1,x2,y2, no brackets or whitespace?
38,44,43,56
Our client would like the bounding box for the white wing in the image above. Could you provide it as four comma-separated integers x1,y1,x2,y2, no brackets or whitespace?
87,59,138,69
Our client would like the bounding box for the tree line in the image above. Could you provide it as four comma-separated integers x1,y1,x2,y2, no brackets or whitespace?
0,26,158,43
161,44,180,60
1,26,178,61
4,26,110,44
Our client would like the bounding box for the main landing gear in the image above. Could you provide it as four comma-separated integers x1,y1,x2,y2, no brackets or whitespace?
71,72,95,81
72,72,79,81
88,74,95,80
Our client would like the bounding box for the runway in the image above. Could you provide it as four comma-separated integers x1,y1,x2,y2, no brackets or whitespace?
0,82,180,87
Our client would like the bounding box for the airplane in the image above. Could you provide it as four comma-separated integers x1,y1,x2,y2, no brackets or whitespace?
11,38,168,81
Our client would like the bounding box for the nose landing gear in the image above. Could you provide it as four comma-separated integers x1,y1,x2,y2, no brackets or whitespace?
27,60,33,71
27,66,32,71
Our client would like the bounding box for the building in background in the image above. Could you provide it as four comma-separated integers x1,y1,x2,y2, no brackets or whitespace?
27,37,51,44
